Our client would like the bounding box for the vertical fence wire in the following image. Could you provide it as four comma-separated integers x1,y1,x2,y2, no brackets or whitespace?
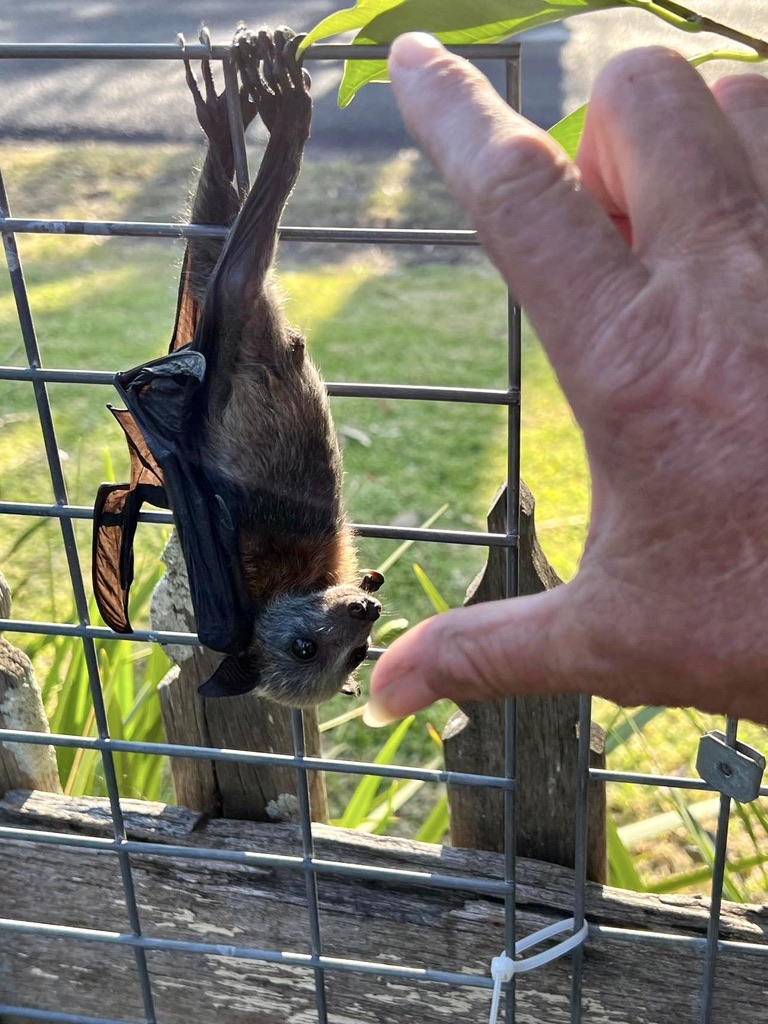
222,53,251,195
501,52,523,1024
569,695,593,1024
0,171,157,1024
698,716,739,1023
292,710,330,1024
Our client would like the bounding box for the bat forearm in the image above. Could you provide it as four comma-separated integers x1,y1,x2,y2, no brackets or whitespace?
213,116,309,309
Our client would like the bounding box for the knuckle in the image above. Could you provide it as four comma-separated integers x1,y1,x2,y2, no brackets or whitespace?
469,133,575,244
428,613,509,703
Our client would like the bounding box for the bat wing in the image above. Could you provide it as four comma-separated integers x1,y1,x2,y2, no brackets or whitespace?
93,244,201,634
92,408,168,634
94,249,253,653
169,248,201,354
114,349,254,656
198,654,261,698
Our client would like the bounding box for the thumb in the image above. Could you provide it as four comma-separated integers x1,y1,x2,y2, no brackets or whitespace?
364,588,575,727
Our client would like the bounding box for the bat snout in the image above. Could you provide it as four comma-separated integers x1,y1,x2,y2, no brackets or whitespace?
348,597,381,623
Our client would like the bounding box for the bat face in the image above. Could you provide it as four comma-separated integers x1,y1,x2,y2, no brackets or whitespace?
199,584,382,706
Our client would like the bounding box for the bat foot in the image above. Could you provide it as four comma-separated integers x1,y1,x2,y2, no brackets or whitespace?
234,27,310,138
182,47,229,148
183,25,265,148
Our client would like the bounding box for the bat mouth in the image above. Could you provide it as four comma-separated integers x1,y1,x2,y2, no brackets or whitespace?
347,644,369,670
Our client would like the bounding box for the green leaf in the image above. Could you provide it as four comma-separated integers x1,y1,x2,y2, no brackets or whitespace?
338,61,388,107
415,792,450,843
359,754,442,833
302,0,408,50
0,516,49,564
547,104,587,161
309,0,622,46
373,616,410,645
102,445,116,482
337,715,415,828
322,0,627,105
603,705,666,755
412,563,450,613
667,788,744,902
618,797,720,846
607,815,646,891
647,851,768,895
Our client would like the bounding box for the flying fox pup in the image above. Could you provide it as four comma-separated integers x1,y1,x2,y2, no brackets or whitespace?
93,27,382,706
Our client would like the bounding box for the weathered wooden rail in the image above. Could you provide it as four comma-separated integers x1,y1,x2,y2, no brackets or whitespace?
1,790,766,1024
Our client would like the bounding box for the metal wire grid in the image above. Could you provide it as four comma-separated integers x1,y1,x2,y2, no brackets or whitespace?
0,36,763,1024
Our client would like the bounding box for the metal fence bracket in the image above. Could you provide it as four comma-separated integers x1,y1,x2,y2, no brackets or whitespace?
696,730,766,802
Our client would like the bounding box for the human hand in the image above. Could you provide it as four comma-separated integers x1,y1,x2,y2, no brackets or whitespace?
366,36,768,728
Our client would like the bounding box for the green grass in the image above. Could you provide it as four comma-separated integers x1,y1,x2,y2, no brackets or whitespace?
2,141,767,897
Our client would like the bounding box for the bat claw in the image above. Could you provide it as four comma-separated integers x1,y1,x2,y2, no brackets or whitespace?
198,24,212,54
234,27,309,136
281,31,310,93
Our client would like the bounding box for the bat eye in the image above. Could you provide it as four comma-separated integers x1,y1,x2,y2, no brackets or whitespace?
291,637,318,661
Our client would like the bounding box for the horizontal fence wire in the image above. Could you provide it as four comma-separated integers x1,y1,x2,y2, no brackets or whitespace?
1,724,767,796
0,42,520,61
0,727,515,788
0,31,762,1024
0,219,479,246
0,369,516,406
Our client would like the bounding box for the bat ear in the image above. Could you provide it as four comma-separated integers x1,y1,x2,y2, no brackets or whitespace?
361,570,384,594
198,655,260,698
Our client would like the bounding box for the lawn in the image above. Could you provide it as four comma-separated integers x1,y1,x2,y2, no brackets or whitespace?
1,141,766,899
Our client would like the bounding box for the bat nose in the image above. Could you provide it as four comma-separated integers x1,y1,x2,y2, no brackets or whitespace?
349,598,381,623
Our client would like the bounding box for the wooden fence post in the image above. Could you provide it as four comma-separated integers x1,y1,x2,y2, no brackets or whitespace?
152,534,329,823
442,482,607,882
0,571,61,796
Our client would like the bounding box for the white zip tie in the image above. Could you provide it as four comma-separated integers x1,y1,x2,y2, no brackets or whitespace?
488,917,589,1024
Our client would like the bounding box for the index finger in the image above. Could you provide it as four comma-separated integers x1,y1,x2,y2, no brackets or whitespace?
387,33,645,372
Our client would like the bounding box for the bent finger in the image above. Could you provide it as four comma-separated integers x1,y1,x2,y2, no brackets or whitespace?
710,73,768,197
577,48,766,261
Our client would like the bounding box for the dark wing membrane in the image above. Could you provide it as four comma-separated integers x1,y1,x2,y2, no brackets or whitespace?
92,240,202,634
92,408,168,634
170,248,201,354
198,654,261,698
115,349,254,655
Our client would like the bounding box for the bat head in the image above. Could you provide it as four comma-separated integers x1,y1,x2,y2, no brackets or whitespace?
198,582,382,706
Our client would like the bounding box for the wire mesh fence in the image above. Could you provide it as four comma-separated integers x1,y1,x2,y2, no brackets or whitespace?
0,33,766,1024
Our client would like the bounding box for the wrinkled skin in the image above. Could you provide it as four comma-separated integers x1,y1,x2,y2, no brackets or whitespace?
367,36,768,728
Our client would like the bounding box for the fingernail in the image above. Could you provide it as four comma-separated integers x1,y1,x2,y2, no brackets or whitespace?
390,33,444,70
362,698,399,729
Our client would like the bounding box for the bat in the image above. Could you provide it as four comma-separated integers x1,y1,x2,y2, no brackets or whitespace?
92,26,383,707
